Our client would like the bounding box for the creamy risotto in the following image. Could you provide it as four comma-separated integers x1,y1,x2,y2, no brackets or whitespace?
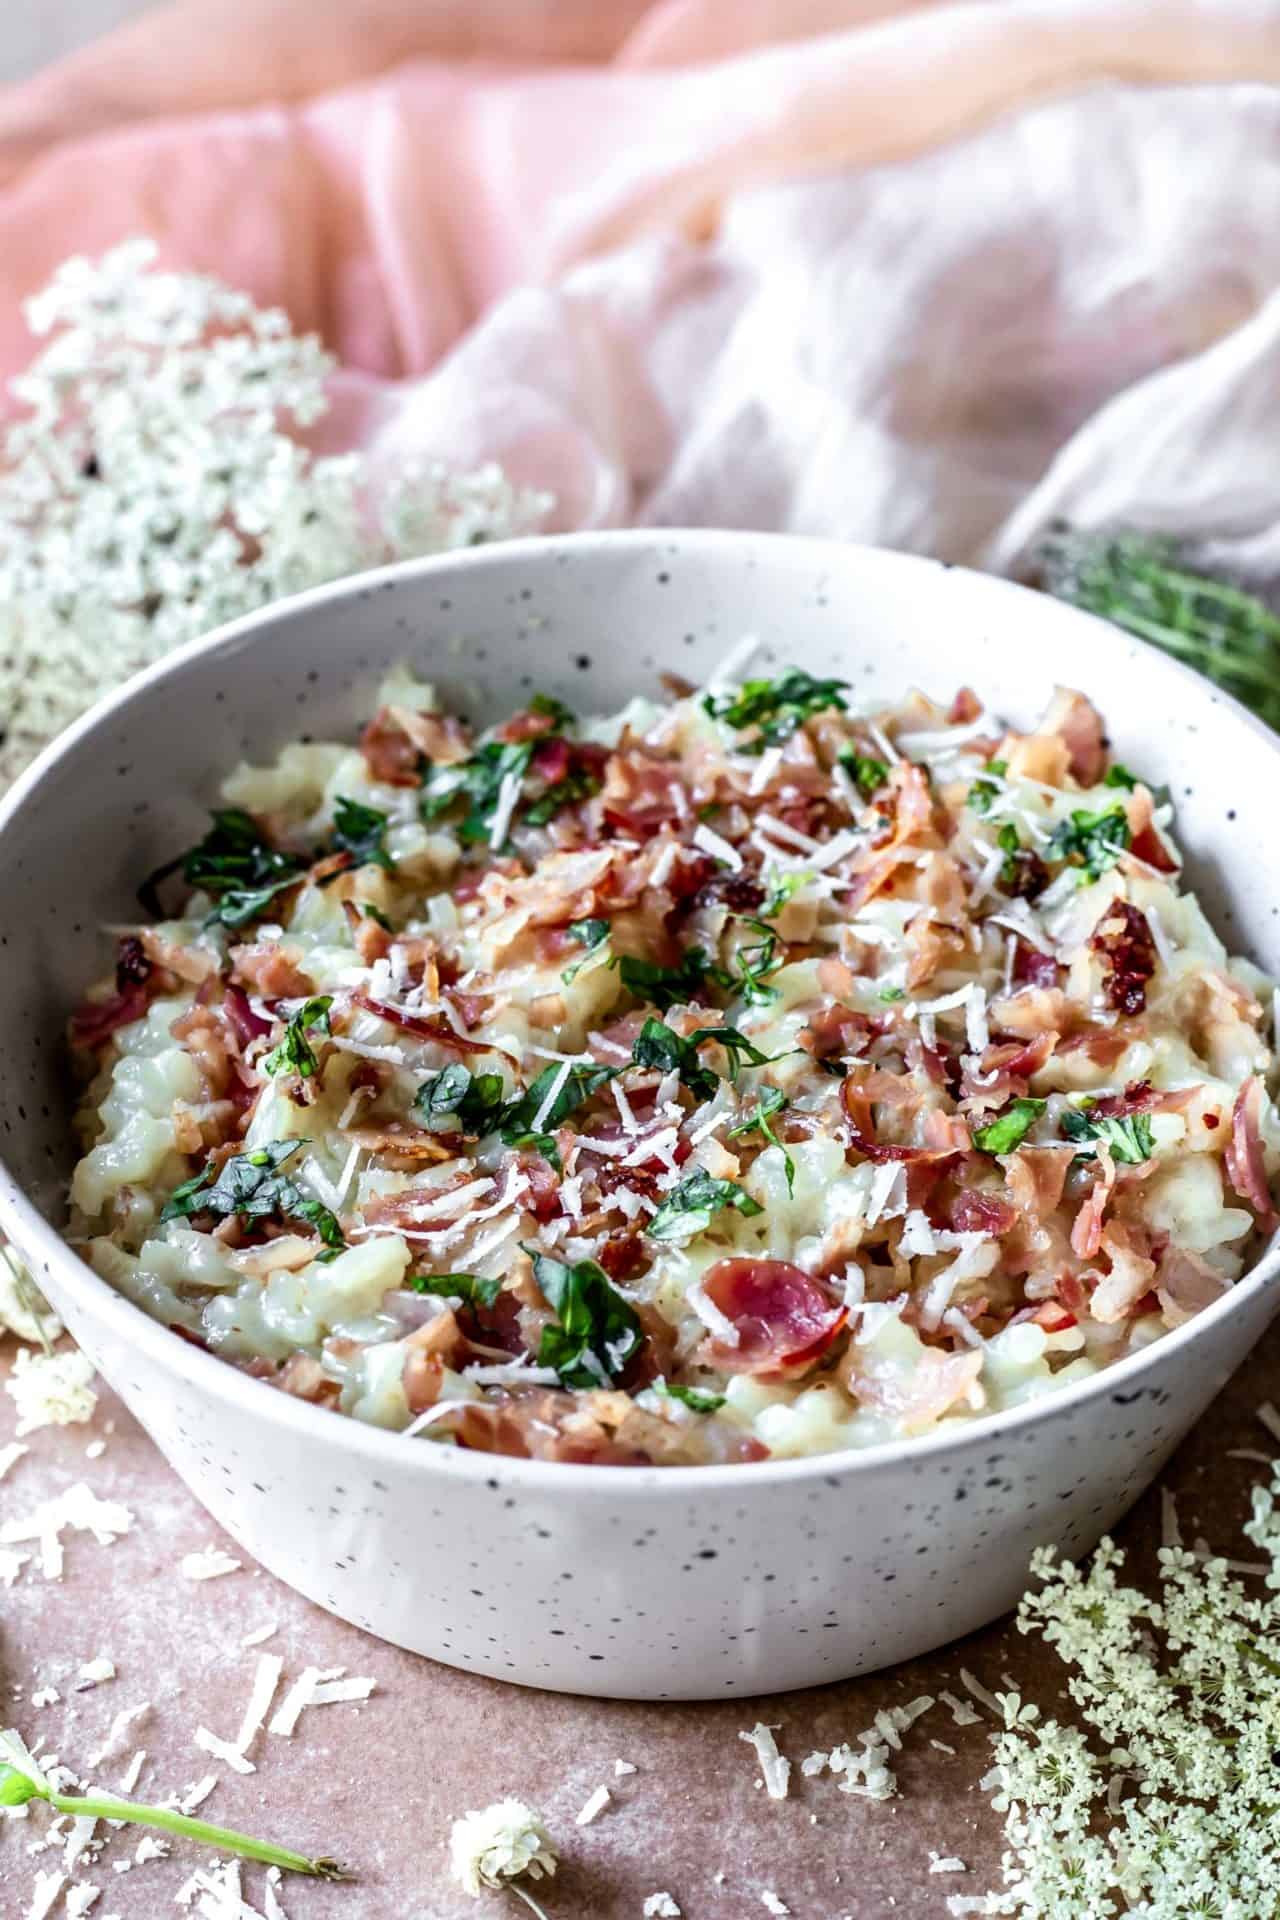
66,656,1280,1465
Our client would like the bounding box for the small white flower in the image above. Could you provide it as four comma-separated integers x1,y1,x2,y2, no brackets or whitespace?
5,1346,97,1435
449,1798,558,1906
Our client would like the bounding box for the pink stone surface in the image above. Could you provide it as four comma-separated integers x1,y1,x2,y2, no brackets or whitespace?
1,1328,1276,1919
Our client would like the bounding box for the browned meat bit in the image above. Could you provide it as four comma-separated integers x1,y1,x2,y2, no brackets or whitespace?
1090,900,1156,1015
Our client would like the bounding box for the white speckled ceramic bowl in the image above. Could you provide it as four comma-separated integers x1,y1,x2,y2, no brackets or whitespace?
2,532,1278,1700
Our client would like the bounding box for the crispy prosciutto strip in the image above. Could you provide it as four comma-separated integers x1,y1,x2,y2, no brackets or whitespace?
1091,901,1157,1016
69,982,153,1051
353,992,519,1064
1039,687,1108,786
949,1190,1017,1235
1070,1143,1116,1259
1224,1075,1278,1230
698,1259,848,1378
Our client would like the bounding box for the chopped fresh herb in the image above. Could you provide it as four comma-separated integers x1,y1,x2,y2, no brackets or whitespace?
647,1169,764,1244
617,947,714,1011
986,758,1009,777
631,1018,719,1101
1061,1104,1154,1165
526,1247,643,1389
499,1062,618,1140
996,823,1050,901
655,1379,726,1414
839,749,889,795
456,1070,510,1135
1104,762,1138,791
727,1086,795,1195
408,1272,504,1308
529,692,576,731
974,1098,1047,1155
522,763,601,827
361,902,393,931
561,917,610,985
332,795,393,872
161,1138,345,1249
421,739,534,844
504,1129,562,1168
688,1023,781,1082
703,668,850,751
412,1061,476,1129
722,917,782,1007
1046,803,1131,880
879,986,906,1003
262,996,332,1079
762,870,811,917
139,807,307,927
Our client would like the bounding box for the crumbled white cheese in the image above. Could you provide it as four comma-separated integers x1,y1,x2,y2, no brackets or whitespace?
693,822,743,870
25,1870,67,1920
88,1704,151,1768
31,1687,60,1708
760,1894,790,1917
929,1854,969,1874
233,1654,283,1758
63,1886,100,1919
1,1483,132,1581
739,1724,791,1801
77,1660,115,1690
575,1785,612,1826
239,1625,278,1650
614,1759,638,1777
643,1897,682,1918
938,1690,982,1728
959,1669,1003,1717
5,1348,98,1436
193,1727,255,1776
117,1751,146,1794
180,1547,243,1582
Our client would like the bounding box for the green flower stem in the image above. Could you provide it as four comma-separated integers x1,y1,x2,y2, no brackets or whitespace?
44,1785,346,1880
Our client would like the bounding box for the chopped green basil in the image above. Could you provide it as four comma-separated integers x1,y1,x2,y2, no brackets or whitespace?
421,739,534,844
688,1023,781,1082
262,996,333,1080
499,1062,618,1140
973,1098,1047,1156
631,1018,719,1101
647,1169,764,1244
526,1247,643,1389
1047,803,1131,881
762,870,811,918
529,692,576,731
655,1379,726,1414
703,668,850,751
332,795,393,872
523,764,601,827
722,918,782,1007
139,807,307,928
412,1061,475,1129
361,902,393,931
839,750,889,796
160,1138,345,1250
616,947,714,1011
727,1086,794,1195
407,1272,504,1308
1061,1104,1154,1165
569,917,609,949
1103,763,1138,791
879,986,906,1003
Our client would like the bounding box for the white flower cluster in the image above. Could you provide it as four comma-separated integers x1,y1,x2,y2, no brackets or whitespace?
449,1798,559,1902
954,1487,1280,1919
0,238,550,787
5,1345,97,1435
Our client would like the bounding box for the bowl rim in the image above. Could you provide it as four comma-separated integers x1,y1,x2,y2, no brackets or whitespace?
2,525,1277,1493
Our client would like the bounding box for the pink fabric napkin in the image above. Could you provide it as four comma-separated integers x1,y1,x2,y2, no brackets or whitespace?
4,0,1280,570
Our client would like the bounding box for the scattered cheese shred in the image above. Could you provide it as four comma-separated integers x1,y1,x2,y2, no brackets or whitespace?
194,1727,256,1777
180,1546,244,1583
0,1440,28,1481
642,1897,682,1918
233,1654,283,1758
760,1893,790,1917
739,1724,791,1801
575,1785,612,1826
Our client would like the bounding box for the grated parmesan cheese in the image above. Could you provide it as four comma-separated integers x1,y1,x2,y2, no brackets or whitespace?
575,1785,612,1826
5,1348,98,1436
738,1724,791,1801
180,1547,242,1583
194,1727,255,1777
642,1898,682,1918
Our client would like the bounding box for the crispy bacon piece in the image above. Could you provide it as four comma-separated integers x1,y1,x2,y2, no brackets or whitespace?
1155,1246,1230,1327
1130,821,1177,874
275,1352,341,1407
1070,1144,1116,1259
223,984,273,1049
353,992,517,1063
1039,687,1108,786
1224,1075,1278,1229
842,1080,963,1166
69,982,152,1052
1091,1221,1156,1323
949,1190,1017,1236
1004,1145,1073,1222
230,945,316,1000
115,935,151,988
1056,1022,1133,1070
1091,901,1156,1016
1012,941,1062,989
698,1258,848,1378
430,1388,768,1466
960,1030,1056,1109
949,687,982,724
359,709,424,786
600,751,689,837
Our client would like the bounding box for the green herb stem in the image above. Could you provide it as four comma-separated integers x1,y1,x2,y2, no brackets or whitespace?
40,1785,346,1880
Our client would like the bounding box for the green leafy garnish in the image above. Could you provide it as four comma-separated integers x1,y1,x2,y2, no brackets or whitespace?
703,668,850,751
1061,1104,1154,1165
1040,524,1280,732
139,807,306,927
727,1086,794,1195
722,918,782,1007
762,870,811,917
689,1024,780,1082
631,1018,719,1101
0,1735,343,1881
647,1169,764,1244
499,1062,618,1139
561,918,611,985
879,986,906,1003
262,996,333,1079
421,739,533,844
412,1061,478,1130
1046,804,1131,881
839,749,889,796
161,1139,345,1250
332,795,393,872
526,1247,643,1389
1104,763,1138,791
361,902,393,931
407,1272,504,1308
973,1098,1047,1155
522,763,601,827
655,1379,726,1414
617,947,715,1011
529,692,576,730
